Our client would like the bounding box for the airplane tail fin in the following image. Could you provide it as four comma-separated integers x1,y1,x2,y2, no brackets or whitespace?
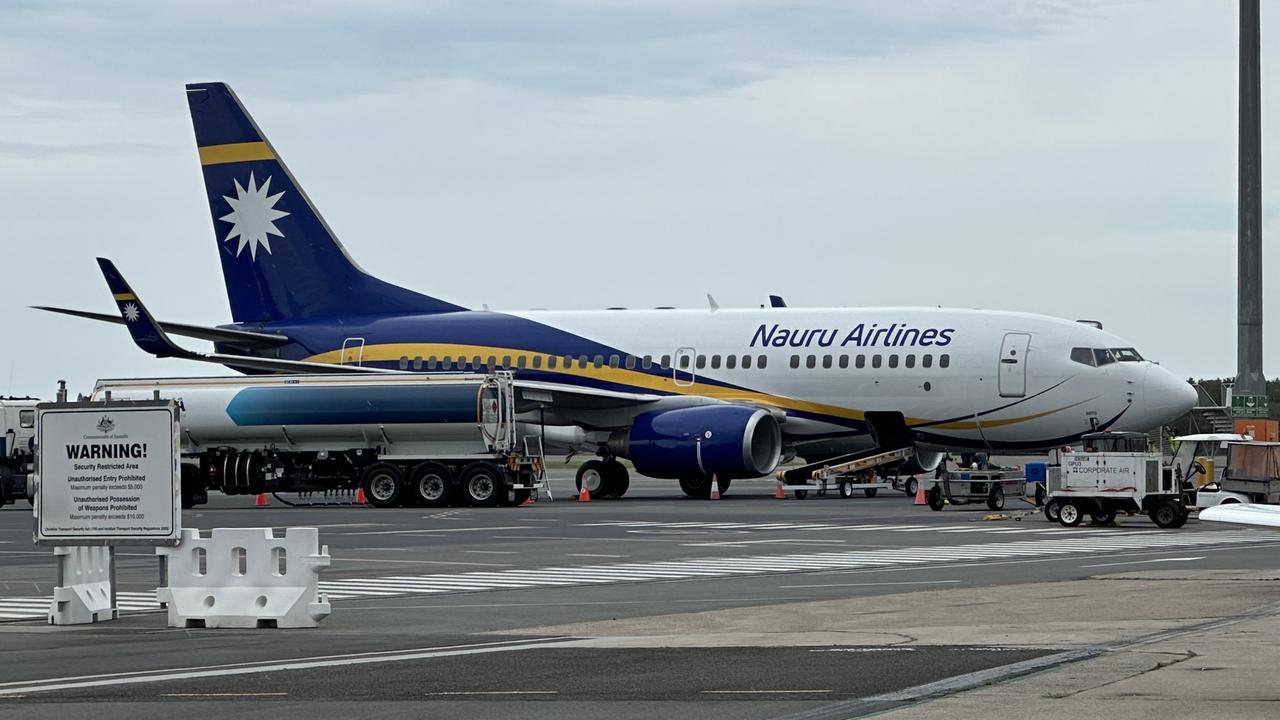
185,82,464,323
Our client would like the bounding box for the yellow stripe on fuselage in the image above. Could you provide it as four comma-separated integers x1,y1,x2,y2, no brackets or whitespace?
304,342,1077,432
198,141,275,166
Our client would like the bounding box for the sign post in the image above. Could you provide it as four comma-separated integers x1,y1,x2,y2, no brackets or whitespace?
33,400,180,624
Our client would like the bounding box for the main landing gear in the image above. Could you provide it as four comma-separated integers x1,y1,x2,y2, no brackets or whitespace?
576,458,631,499
679,475,731,499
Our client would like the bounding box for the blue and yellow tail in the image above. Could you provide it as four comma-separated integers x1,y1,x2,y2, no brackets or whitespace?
185,82,464,324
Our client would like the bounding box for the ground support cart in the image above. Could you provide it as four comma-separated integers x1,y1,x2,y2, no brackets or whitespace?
922,469,1024,511
1042,431,1189,529
778,447,914,499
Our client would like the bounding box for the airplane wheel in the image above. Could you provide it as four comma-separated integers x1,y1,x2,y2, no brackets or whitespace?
461,462,503,507
602,461,630,498
1058,501,1083,527
410,462,453,508
927,486,945,511
576,460,610,499
361,462,404,508
679,476,711,499
986,485,1005,511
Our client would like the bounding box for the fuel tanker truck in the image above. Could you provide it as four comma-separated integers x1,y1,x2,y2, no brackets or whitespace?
88,372,544,509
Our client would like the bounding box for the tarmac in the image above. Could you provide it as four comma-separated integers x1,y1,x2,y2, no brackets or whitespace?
1,469,1278,718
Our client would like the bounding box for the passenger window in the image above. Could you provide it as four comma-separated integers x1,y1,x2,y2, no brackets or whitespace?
608,355,620,369
625,355,636,370
790,355,800,369
661,355,672,370
487,355,497,368
563,355,573,369
940,354,951,368
710,355,721,369
742,354,753,369
856,355,865,369
532,355,542,369
872,355,882,369
502,355,512,368
822,355,833,369
838,355,849,369
517,356,527,369
922,354,932,368
905,354,915,369
696,355,707,369
546,356,556,369
427,356,440,370
473,355,483,369
1070,347,1096,367
399,356,409,370
678,355,691,369
806,355,816,369
757,355,767,368
642,355,653,370
725,355,736,369
441,356,453,370
889,355,899,369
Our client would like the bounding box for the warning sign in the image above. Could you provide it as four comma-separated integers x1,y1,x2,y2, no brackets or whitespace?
35,402,180,545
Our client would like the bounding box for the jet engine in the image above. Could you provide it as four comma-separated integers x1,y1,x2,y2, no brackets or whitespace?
608,405,782,480
901,449,945,475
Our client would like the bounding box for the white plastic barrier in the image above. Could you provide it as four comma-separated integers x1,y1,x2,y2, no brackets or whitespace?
49,545,115,625
156,527,331,629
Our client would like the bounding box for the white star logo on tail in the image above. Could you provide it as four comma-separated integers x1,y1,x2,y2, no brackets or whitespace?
220,171,289,260
122,302,140,322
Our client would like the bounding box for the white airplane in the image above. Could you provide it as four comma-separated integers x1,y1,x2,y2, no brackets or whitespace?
39,82,1199,499
1200,503,1280,530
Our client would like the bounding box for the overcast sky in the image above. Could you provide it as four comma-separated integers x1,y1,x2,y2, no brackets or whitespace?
1,1,1276,397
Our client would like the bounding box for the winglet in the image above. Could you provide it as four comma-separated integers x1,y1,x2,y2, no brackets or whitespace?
95,258,195,359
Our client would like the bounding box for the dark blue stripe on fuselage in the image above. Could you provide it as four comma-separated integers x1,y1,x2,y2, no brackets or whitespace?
225,385,479,426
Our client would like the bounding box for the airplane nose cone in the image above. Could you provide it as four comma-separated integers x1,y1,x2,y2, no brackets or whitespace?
1142,366,1197,427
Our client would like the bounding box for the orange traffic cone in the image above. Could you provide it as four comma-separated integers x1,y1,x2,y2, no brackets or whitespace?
775,478,786,499
578,484,591,502
913,479,927,506
254,492,268,507
521,494,535,506
709,474,720,500
354,487,368,506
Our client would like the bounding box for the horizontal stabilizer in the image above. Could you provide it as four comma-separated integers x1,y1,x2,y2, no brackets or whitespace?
32,306,289,347
1199,503,1280,530
92,257,395,375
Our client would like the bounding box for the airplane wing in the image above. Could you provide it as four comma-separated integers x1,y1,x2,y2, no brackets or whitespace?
31,306,288,348
1198,503,1280,530
92,257,397,375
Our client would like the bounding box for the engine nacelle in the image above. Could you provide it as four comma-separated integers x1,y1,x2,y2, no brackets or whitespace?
609,406,782,480
901,449,944,475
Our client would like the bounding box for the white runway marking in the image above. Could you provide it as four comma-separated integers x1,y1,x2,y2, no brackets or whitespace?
1080,555,1205,568
0,532,1267,621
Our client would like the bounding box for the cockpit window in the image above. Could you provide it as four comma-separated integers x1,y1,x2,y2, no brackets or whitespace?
1112,348,1143,362
1093,349,1116,366
1070,347,1095,367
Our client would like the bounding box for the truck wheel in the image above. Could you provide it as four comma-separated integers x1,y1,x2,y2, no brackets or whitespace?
461,462,503,507
904,477,918,497
1170,511,1189,529
839,481,855,499
794,489,809,499
410,462,452,508
361,463,404,508
927,486,945,511
1150,500,1182,529
1058,501,1083,527
1090,509,1116,526
577,460,611,499
986,485,1005,511
864,488,879,498
1045,499,1062,523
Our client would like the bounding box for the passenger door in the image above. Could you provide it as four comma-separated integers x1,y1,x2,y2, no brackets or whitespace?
998,333,1031,398
341,337,365,366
